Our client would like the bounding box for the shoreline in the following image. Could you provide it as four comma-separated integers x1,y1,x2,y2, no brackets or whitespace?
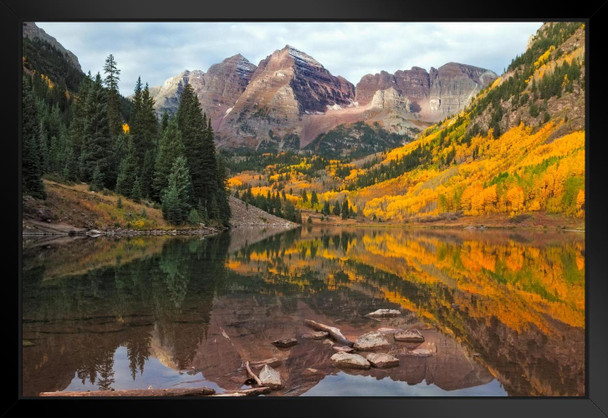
302,211,585,233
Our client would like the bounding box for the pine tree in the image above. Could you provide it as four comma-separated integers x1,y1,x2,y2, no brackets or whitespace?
341,199,350,219
160,111,169,134
161,156,193,225
22,78,46,199
176,83,220,217
90,164,105,192
79,73,112,187
215,155,231,226
115,137,138,197
322,200,330,215
152,118,184,202
131,176,142,202
103,54,122,138
310,190,319,206
67,73,93,181
333,201,341,216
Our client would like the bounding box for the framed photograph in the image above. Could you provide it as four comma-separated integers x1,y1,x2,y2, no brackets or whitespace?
8,0,607,416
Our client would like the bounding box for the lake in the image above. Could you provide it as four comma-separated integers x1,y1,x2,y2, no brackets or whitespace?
21,226,585,397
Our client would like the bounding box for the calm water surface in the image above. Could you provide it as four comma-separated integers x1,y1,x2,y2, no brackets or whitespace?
22,226,585,397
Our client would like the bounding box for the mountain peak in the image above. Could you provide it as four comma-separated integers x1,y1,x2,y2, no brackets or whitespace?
273,45,322,68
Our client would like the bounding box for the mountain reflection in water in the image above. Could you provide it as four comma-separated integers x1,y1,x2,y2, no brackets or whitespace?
22,226,584,397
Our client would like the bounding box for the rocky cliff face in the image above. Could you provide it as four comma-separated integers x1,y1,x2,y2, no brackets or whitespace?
149,46,496,153
356,63,497,122
150,54,256,120
217,46,355,150
429,62,498,118
23,22,82,72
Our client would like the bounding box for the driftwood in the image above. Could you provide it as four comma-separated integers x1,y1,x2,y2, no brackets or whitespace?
245,361,263,386
39,387,215,397
212,387,271,397
304,319,354,347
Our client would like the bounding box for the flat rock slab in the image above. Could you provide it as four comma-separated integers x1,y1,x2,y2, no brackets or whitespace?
394,329,425,343
353,331,391,351
272,338,298,348
365,309,401,318
332,345,355,353
259,365,283,389
331,353,371,369
404,348,434,357
377,327,404,335
366,353,400,368
302,331,329,340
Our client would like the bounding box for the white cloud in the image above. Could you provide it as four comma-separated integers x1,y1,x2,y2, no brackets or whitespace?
35,21,543,96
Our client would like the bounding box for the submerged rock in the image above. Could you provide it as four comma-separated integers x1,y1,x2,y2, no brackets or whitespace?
332,345,354,353
366,353,400,368
302,331,329,340
394,329,425,343
404,348,434,357
353,331,391,351
330,352,371,369
365,309,401,318
272,338,298,348
377,327,404,335
258,365,283,389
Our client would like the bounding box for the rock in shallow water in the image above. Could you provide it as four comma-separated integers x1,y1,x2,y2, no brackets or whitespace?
404,348,434,357
366,353,400,368
332,345,354,353
394,329,425,343
330,353,371,369
259,365,283,389
302,331,329,340
365,309,402,318
353,331,391,351
272,338,298,348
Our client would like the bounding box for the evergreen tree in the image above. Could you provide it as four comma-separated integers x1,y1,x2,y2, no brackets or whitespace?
160,111,169,133
115,137,139,197
215,155,231,226
333,201,341,216
79,73,113,187
322,200,330,216
67,73,93,181
161,156,193,225
90,164,105,192
341,198,350,219
310,190,319,206
103,54,122,138
140,149,155,199
22,78,46,199
152,118,185,202
176,83,219,216
131,176,142,202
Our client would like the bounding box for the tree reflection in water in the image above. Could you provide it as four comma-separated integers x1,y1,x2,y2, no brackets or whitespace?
22,227,584,396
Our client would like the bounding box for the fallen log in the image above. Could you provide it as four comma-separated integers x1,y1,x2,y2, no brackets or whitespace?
245,361,263,386
212,387,271,397
304,319,353,347
39,387,215,397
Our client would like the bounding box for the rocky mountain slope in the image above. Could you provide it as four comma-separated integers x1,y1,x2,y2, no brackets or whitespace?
22,22,85,92
356,63,497,122
23,22,82,72
148,46,496,154
149,54,257,122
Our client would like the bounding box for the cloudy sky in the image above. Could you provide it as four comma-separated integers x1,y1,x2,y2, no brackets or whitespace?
36,22,543,96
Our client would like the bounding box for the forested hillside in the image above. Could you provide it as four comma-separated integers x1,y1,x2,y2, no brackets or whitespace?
22,42,231,227
226,22,585,225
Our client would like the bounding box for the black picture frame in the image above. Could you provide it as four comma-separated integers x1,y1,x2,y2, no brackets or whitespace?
5,0,607,417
